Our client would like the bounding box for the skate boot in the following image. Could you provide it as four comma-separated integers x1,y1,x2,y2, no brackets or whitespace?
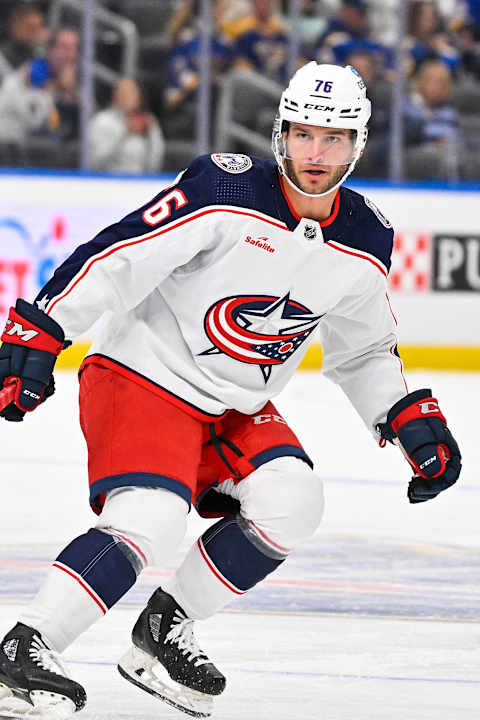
0,623,86,719
118,588,225,717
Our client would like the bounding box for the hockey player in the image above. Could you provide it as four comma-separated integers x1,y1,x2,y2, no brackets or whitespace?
0,62,461,719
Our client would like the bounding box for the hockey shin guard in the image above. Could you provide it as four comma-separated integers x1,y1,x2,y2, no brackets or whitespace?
165,513,285,619
19,528,141,651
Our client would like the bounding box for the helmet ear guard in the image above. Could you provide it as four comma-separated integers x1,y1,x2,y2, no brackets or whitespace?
272,62,371,198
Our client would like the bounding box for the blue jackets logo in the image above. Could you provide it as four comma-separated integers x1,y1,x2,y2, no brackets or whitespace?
200,292,323,382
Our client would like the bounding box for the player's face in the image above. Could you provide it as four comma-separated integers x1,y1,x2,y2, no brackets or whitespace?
282,123,355,195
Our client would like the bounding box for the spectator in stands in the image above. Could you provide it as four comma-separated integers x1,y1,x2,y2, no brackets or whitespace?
450,13,480,80
165,0,250,49
163,1,234,137
405,1,461,75
403,59,463,178
31,27,81,142
230,0,291,84
0,27,81,150
346,49,391,135
0,3,48,71
282,0,328,46
312,0,392,73
343,49,392,176
89,77,165,174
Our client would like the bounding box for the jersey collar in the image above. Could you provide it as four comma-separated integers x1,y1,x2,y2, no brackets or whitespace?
277,172,341,231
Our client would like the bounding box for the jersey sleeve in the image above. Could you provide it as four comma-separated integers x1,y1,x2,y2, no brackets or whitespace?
319,268,408,437
36,158,217,340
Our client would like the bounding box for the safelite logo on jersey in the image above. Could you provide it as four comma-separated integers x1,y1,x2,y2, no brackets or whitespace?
245,235,275,253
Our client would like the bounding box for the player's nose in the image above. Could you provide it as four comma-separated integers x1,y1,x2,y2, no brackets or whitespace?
306,139,328,164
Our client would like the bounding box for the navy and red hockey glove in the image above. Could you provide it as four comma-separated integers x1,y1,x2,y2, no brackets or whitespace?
0,299,66,422
377,389,461,504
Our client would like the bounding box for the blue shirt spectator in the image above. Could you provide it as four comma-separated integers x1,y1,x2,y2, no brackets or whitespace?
313,0,392,71
405,1,461,74
231,0,291,84
164,26,234,111
403,59,460,146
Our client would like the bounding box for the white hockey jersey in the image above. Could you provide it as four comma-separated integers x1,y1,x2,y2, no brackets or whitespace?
37,153,407,433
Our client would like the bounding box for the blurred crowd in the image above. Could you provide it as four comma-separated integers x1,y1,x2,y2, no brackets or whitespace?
1,0,480,180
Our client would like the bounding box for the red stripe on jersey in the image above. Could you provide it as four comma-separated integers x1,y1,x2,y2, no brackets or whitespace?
321,191,340,227
197,539,245,595
326,240,388,277
47,207,288,316
386,293,398,325
53,562,107,614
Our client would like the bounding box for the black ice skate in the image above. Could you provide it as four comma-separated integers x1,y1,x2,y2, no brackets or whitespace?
118,588,225,717
0,623,86,719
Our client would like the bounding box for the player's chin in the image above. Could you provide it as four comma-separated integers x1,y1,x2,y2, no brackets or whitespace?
300,170,333,194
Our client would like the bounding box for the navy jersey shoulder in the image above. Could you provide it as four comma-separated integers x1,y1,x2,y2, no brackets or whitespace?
328,186,394,272
177,153,279,217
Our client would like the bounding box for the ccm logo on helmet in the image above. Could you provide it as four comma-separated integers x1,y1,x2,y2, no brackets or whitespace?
304,104,335,111
4,321,39,343
419,401,440,414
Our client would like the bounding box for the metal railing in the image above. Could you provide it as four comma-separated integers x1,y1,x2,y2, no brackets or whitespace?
216,70,282,156
48,0,139,84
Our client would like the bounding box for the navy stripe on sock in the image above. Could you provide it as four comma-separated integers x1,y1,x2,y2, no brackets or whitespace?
56,529,137,609
201,515,283,592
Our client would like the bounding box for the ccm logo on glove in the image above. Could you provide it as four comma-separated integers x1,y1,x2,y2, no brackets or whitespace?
377,388,461,504
0,299,66,420
3,320,39,343
419,401,440,414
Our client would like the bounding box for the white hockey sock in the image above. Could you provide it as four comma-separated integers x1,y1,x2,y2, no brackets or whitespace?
20,488,189,652
165,458,324,620
164,539,238,620
19,563,105,653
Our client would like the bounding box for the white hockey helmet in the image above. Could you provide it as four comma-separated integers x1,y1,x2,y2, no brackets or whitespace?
272,61,371,197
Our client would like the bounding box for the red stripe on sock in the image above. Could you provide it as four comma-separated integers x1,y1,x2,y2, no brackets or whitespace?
247,519,291,553
197,539,245,595
53,562,107,614
109,531,148,567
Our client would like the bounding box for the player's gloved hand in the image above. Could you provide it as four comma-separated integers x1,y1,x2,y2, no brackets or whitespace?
0,299,66,422
377,389,461,504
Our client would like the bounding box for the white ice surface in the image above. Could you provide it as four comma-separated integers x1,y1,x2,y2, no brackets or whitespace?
0,370,479,719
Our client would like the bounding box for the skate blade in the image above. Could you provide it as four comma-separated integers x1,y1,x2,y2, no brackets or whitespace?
118,646,214,718
0,682,76,719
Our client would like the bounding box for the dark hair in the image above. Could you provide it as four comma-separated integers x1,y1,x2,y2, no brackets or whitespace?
9,3,44,27
407,0,442,37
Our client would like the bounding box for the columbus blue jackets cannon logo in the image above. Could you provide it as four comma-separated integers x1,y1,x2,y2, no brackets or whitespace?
200,293,323,383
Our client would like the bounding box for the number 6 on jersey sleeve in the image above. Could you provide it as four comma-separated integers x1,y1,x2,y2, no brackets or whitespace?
142,189,189,226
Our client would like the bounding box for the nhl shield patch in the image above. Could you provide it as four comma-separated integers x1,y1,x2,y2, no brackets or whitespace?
211,153,252,174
